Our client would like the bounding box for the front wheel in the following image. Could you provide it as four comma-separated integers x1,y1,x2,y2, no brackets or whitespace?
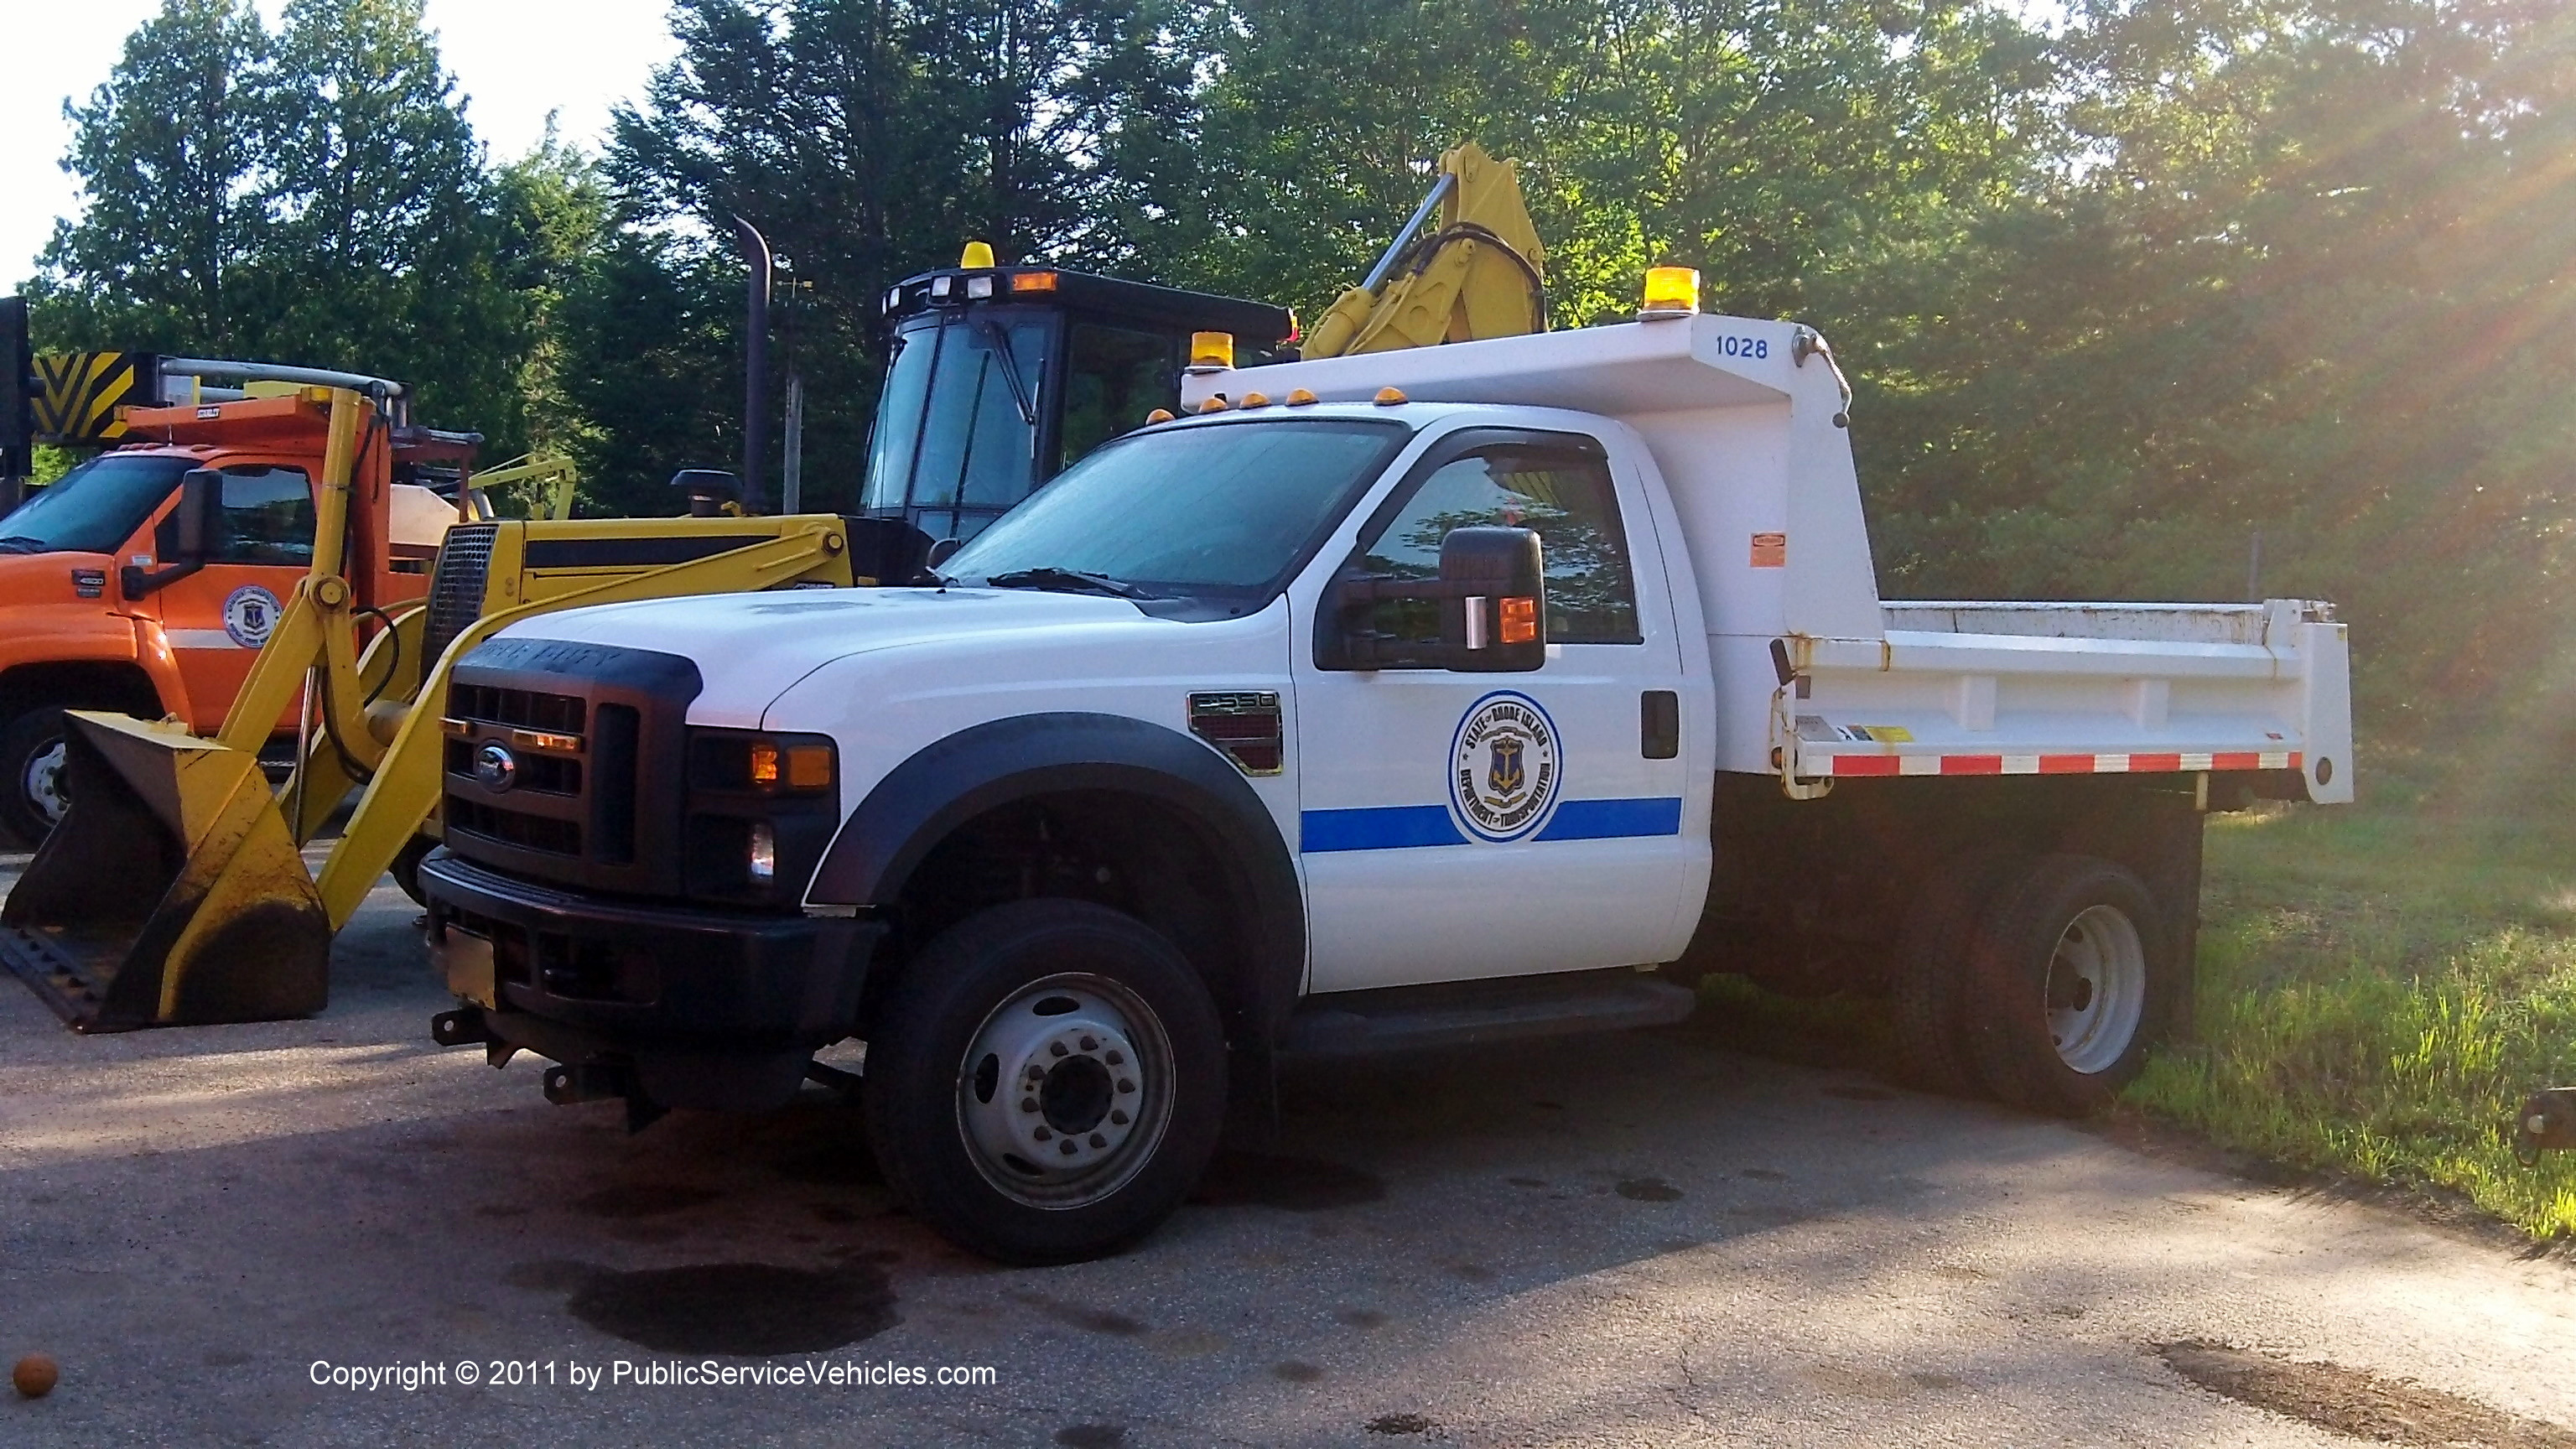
1960,854,2177,1116
0,708,70,846
863,899,1227,1265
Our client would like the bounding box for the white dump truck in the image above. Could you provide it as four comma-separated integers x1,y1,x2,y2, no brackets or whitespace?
419,292,2352,1264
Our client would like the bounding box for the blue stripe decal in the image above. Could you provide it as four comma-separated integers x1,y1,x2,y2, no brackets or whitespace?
1300,806,1467,852
1532,797,1685,842
1301,797,1685,852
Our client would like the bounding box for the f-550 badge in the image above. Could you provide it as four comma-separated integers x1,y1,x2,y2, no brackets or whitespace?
1451,691,1561,842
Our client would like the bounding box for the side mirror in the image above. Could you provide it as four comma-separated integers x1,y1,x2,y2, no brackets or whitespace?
924,536,963,570
172,468,220,561
122,469,222,599
1322,525,1547,672
1437,526,1546,671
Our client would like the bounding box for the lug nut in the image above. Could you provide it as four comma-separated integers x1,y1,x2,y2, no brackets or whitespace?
1080,1035,1098,1052
1033,1126,1052,1140
1089,1133,1107,1148
1021,1098,1038,1113
1050,1041,1069,1057
1109,1109,1129,1125
1117,1078,1135,1093
1105,1050,1124,1066
1059,1139,1078,1156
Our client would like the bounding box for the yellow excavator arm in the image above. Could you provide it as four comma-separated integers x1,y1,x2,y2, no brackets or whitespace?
1301,143,1549,359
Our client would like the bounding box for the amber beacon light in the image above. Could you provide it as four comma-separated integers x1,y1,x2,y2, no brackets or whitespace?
1639,266,1701,319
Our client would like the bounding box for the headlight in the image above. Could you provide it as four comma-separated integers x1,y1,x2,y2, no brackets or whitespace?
747,820,776,884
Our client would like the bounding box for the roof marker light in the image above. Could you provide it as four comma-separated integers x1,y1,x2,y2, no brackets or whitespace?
1286,388,1319,406
965,275,995,299
959,240,996,268
1197,397,1229,413
1010,271,1058,292
1145,408,1176,423
1374,387,1408,406
1240,392,1271,408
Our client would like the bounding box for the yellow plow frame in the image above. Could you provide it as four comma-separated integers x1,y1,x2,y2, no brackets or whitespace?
1,388,861,1030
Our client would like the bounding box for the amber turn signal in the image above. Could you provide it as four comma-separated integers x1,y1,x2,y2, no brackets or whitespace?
1499,596,1539,645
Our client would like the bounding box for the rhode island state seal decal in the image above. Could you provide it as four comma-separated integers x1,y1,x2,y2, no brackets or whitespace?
1449,690,1561,843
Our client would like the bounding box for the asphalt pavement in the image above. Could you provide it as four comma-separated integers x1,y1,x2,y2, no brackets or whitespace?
2,849,2570,1447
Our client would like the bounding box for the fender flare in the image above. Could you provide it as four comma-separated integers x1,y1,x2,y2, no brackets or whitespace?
808,711,1304,1043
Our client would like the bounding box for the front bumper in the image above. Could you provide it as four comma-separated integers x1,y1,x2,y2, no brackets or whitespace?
420,850,884,1113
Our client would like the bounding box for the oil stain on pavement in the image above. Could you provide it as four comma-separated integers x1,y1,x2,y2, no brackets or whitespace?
502,1259,898,1354
2158,1341,2576,1448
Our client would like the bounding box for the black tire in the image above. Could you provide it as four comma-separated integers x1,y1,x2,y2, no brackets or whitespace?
391,834,438,907
0,707,70,846
1888,852,2025,1098
1959,854,2176,1116
862,899,1227,1265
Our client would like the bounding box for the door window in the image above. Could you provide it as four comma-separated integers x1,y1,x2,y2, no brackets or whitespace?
156,465,315,565
1353,439,1641,646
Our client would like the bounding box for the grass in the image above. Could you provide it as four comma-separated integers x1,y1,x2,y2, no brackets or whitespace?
2131,792,2576,1239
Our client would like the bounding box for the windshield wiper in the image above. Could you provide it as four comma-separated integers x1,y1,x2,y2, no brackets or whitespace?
972,319,1038,426
0,535,49,554
984,567,1150,600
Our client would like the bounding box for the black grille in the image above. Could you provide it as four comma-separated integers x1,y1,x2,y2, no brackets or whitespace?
436,640,703,897
447,798,583,855
422,522,496,667
447,683,584,735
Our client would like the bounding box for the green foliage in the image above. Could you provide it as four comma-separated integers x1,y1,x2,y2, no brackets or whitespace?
2129,799,2576,1239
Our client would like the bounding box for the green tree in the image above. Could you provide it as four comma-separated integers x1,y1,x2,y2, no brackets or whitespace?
28,0,273,352
30,0,552,454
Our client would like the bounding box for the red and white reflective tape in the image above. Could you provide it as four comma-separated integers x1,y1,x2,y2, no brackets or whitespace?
1820,749,2301,779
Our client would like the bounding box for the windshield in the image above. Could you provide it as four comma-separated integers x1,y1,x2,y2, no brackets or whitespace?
862,313,1053,541
0,453,193,556
944,418,1410,602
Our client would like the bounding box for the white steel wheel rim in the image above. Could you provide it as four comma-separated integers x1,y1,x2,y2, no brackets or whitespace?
2044,904,2147,1075
954,971,1175,1211
22,736,66,827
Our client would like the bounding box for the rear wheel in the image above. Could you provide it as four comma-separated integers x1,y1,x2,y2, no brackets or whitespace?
1888,852,2023,1098
862,899,1227,1265
1960,854,2174,1115
0,708,70,846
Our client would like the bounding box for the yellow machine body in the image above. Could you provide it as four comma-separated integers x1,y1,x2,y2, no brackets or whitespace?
1301,143,1548,359
1,388,860,1031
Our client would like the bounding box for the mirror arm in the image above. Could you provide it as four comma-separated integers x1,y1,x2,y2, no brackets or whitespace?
120,556,206,601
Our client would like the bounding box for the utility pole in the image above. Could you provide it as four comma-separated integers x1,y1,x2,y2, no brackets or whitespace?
732,216,771,513
777,253,803,514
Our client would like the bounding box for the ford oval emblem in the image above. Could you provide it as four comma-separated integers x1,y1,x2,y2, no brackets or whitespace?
474,742,519,792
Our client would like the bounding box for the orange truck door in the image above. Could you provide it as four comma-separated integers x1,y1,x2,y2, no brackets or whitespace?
147,464,317,734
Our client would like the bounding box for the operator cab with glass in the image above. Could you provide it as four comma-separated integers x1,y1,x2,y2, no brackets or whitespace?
860,247,1292,545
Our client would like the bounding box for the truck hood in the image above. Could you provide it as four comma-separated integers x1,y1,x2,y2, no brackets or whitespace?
490,586,1162,722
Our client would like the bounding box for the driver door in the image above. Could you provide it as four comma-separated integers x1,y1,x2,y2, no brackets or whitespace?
145,464,315,732
1292,428,1701,993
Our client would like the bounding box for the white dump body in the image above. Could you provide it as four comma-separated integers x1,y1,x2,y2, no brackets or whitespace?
1192,313,2354,803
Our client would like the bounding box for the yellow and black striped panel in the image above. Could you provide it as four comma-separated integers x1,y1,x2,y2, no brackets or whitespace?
32,351,154,444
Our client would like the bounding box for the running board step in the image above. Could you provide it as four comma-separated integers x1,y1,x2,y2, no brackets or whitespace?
1278,970,1697,1058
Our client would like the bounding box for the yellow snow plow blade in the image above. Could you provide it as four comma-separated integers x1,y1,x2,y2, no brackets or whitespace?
0,714,329,1031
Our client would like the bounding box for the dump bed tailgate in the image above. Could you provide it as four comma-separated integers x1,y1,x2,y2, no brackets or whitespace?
1776,600,2352,802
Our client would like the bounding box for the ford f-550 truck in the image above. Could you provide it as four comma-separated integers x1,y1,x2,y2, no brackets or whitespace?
419,297,2353,1264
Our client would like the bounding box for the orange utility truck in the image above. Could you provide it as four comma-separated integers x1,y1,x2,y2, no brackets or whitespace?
0,331,482,841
